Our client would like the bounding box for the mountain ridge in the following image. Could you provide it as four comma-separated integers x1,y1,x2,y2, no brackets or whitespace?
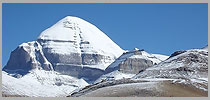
2,16,207,97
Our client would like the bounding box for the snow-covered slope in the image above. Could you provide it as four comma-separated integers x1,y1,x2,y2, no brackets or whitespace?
38,16,123,60
94,70,136,83
133,48,208,91
37,16,124,81
2,70,88,97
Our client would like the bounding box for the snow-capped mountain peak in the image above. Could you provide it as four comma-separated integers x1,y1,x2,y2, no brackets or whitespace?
38,16,124,57
4,16,125,85
3,16,126,97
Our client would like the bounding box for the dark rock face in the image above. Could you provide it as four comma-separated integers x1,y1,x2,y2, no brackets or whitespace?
3,42,53,75
41,45,113,67
81,54,111,65
42,49,111,82
169,50,186,58
118,58,153,74
4,46,32,72
105,50,154,74
54,65,104,82
42,52,82,65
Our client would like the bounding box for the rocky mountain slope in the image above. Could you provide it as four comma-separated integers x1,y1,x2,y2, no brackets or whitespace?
69,47,208,97
105,48,168,74
133,47,208,91
95,49,168,83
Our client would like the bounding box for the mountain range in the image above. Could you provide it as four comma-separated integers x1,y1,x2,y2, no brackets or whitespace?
2,16,208,97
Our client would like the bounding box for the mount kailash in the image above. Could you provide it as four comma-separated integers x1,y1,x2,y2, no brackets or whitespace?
2,16,208,97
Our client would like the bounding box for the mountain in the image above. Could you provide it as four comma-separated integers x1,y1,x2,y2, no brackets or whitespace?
134,47,208,79
3,16,124,82
94,49,168,83
2,16,207,97
105,48,168,74
70,47,208,97
133,47,208,91
2,16,124,97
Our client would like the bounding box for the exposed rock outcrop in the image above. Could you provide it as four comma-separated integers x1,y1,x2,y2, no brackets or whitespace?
94,49,168,83
4,41,53,76
105,49,168,74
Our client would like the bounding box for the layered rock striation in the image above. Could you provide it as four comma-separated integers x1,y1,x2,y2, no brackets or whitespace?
3,16,124,82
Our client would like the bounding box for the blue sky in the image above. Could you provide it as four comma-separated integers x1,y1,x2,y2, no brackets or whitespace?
2,3,208,67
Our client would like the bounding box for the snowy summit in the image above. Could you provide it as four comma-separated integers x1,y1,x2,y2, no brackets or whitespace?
38,16,124,57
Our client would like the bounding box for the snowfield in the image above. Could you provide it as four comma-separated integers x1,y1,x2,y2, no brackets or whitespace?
94,70,136,83
2,69,88,97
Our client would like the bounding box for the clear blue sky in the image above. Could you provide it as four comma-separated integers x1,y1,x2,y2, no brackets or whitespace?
2,3,208,67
